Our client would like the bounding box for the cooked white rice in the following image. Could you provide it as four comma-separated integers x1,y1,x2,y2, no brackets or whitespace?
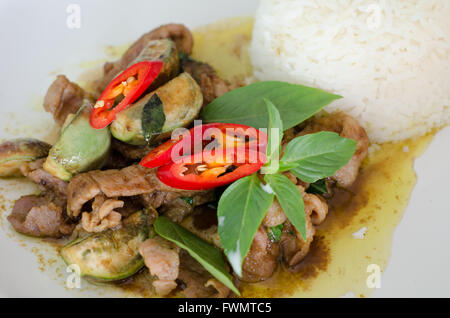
250,0,450,143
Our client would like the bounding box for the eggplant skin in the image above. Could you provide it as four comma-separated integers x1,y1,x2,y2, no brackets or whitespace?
132,38,180,92
43,110,111,181
60,210,151,282
0,138,51,177
110,72,203,146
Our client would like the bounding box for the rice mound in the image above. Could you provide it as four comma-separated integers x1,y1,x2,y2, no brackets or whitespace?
250,0,450,143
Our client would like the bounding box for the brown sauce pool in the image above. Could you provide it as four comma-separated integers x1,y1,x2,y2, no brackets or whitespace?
0,17,438,298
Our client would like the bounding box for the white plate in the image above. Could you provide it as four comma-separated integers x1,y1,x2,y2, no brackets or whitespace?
0,0,448,298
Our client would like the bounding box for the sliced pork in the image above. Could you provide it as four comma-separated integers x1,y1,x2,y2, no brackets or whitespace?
67,165,211,217
20,159,68,196
81,195,123,233
139,236,180,296
181,57,230,105
280,190,328,267
43,75,93,125
7,194,74,238
241,226,280,283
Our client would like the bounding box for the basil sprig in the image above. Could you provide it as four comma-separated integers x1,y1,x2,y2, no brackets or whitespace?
154,216,240,295
217,97,357,277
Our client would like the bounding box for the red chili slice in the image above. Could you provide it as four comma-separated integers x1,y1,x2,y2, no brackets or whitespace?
140,123,268,169
90,61,163,129
156,148,266,190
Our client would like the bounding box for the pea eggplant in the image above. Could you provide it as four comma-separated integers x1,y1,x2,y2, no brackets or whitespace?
132,38,180,92
110,72,203,146
60,209,152,282
0,138,51,177
44,105,111,181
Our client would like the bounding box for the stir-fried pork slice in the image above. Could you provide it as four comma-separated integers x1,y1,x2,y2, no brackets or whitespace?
8,158,73,238
181,57,230,106
67,172,102,218
8,194,74,238
298,113,369,188
148,24,193,54
20,159,68,196
89,165,151,197
263,199,287,228
241,226,280,283
67,165,147,217
81,195,123,233
94,24,193,95
67,165,211,217
305,192,328,226
139,236,180,296
280,171,310,190
280,219,315,267
280,190,328,267
43,75,93,125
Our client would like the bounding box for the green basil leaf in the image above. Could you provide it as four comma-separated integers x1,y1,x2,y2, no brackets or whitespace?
153,216,240,296
265,173,306,241
217,174,274,277
262,98,283,174
307,179,328,194
201,81,341,130
268,224,284,243
141,94,165,143
280,131,357,183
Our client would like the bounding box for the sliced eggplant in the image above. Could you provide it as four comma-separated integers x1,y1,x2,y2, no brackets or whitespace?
0,138,51,177
131,38,180,92
43,105,111,181
60,209,152,282
110,72,203,146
